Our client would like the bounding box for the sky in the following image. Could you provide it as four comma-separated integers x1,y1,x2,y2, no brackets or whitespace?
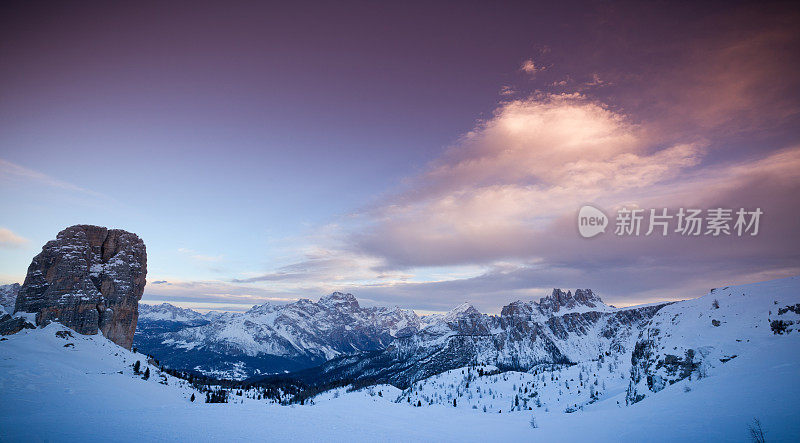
1,0,799,314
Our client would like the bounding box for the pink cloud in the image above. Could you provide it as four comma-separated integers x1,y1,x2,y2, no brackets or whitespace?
353,94,712,265
351,90,800,273
0,227,27,248
520,59,541,75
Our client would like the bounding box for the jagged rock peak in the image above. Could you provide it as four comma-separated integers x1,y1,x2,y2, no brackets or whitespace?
14,225,147,349
246,300,276,314
139,303,205,321
500,300,534,317
444,302,481,322
537,288,603,314
319,292,360,309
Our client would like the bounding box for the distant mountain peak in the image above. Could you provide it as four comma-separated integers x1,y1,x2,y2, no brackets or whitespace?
319,292,359,309
537,288,605,314
323,291,355,300
0,283,20,313
138,302,206,322
500,300,534,317
444,302,480,322
134,290,422,378
247,301,276,315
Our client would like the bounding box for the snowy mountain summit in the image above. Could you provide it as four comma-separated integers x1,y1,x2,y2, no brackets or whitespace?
275,288,667,388
501,288,609,318
139,303,210,323
538,288,606,314
134,292,420,378
135,288,629,380
444,303,481,322
318,292,360,311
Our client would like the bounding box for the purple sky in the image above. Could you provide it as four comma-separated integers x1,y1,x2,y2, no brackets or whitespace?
1,1,799,313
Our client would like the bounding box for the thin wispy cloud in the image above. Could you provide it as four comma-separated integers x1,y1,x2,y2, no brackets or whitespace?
178,248,224,263
0,159,107,198
499,85,515,96
0,227,28,249
142,277,330,311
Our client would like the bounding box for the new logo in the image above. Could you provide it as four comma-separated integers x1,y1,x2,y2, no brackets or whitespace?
578,205,608,238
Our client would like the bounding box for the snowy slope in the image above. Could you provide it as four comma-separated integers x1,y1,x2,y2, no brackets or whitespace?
2,299,799,442
398,360,630,414
626,275,800,403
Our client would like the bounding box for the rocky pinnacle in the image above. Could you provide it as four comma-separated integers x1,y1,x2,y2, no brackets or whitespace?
15,225,147,349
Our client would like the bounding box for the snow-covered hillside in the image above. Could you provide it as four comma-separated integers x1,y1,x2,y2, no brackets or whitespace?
397,360,629,414
626,275,800,404
2,285,799,442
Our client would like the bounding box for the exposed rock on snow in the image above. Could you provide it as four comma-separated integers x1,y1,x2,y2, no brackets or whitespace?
14,225,147,349
538,289,606,315
0,312,35,335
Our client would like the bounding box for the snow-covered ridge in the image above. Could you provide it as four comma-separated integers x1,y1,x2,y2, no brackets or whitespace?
134,292,421,378
265,290,667,388
284,278,800,390
134,288,640,380
139,303,210,323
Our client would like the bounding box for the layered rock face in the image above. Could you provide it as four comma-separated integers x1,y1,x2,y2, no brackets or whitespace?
15,225,147,349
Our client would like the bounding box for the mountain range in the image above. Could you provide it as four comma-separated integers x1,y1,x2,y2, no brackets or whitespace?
137,288,663,382
135,292,420,378
264,288,668,389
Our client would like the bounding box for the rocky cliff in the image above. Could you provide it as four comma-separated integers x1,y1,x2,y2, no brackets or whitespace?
15,225,147,349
